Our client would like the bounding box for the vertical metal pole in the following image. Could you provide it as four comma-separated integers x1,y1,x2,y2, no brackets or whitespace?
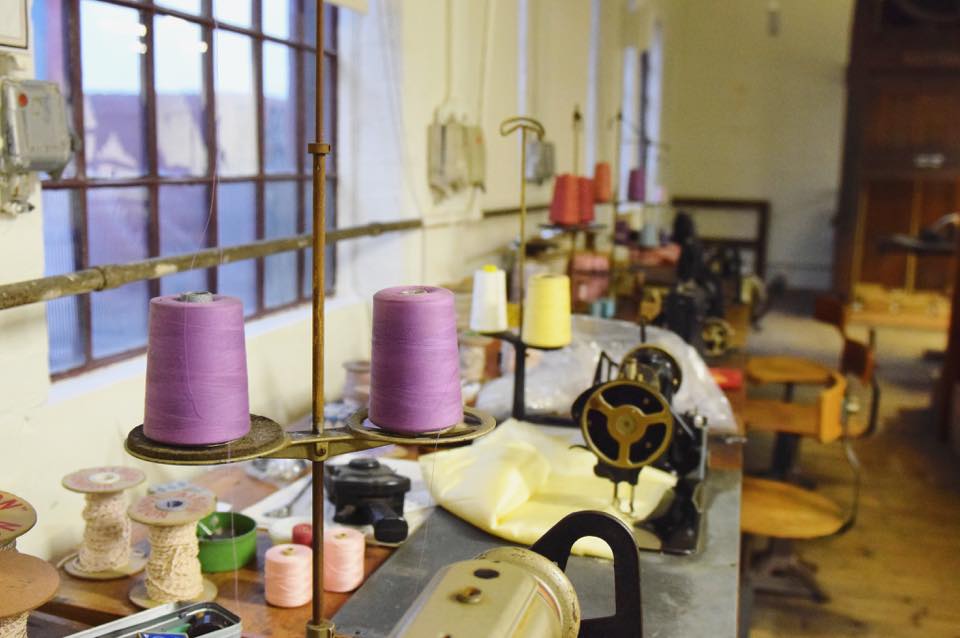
518,128,528,330
308,2,332,637
611,110,622,263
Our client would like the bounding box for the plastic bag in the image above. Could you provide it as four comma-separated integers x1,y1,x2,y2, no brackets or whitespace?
475,315,737,433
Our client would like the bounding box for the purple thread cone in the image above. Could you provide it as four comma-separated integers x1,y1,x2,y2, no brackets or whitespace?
143,294,250,446
368,286,463,434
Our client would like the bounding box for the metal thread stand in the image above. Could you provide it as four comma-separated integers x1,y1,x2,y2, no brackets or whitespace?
124,5,494,637
489,117,574,427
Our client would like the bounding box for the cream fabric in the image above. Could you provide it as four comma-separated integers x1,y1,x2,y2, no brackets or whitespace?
419,420,677,559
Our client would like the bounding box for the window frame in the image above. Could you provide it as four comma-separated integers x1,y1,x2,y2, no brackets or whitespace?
39,0,337,379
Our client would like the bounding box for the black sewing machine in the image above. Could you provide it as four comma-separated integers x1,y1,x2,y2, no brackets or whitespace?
324,457,411,543
653,212,736,358
570,344,708,554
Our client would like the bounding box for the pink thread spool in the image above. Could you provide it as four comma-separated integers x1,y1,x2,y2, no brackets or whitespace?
143,292,250,446
550,174,580,226
323,528,365,593
627,168,646,202
368,286,463,434
594,162,612,203
578,176,595,224
265,543,312,608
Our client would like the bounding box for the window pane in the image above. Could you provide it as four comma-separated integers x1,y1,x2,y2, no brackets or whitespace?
301,178,335,297
216,182,257,315
264,43,297,173
160,185,210,296
213,0,251,27
32,1,77,179
43,190,85,373
214,31,257,176
157,0,202,14
156,16,207,177
303,3,335,48
80,0,146,178
264,181,298,308
262,0,292,39
88,187,150,358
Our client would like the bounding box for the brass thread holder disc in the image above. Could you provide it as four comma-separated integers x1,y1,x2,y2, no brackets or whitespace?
62,466,145,494
0,491,37,548
0,552,60,618
125,415,286,466
345,406,496,445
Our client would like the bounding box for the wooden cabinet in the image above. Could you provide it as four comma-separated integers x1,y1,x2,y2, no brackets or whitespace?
834,0,960,295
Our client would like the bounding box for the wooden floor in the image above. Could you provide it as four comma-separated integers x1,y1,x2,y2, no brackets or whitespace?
745,296,960,638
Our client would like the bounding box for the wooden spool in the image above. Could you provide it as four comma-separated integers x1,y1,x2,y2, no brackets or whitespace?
127,489,218,609
61,466,148,580
0,552,60,627
0,490,37,550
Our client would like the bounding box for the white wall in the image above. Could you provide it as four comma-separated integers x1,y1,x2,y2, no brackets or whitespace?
649,0,853,289
0,0,626,559
1,0,854,559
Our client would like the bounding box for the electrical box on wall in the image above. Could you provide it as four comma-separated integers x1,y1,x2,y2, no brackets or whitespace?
525,137,555,184
427,118,487,202
0,77,74,216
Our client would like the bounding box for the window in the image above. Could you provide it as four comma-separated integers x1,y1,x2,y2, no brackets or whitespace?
33,0,338,377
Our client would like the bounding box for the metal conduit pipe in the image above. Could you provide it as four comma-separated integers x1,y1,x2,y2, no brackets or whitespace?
0,218,421,311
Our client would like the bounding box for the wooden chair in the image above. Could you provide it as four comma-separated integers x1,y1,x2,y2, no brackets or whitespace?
745,294,846,387
741,371,866,602
749,326,879,479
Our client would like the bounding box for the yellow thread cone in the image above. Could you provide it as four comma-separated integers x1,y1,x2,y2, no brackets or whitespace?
522,274,572,348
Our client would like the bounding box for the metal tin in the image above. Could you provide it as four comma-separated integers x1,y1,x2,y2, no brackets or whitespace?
67,602,241,638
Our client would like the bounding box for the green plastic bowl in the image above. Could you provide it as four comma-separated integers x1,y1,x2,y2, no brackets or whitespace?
196,512,258,573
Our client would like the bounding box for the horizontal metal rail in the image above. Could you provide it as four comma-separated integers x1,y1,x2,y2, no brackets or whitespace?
0,219,422,311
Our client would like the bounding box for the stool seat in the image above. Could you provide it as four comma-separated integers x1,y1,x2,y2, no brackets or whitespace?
746,355,833,386
741,477,844,540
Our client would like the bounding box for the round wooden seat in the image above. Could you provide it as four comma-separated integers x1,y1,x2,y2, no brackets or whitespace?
741,477,844,539
746,355,833,386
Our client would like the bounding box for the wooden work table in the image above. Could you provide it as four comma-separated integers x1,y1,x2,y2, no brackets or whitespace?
41,307,751,637
42,465,395,637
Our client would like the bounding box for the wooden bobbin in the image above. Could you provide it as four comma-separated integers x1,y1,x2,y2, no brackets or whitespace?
0,551,60,628
0,490,37,551
61,466,148,580
127,489,218,609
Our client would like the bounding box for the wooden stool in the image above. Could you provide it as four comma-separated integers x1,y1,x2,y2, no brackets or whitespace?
741,372,853,602
746,294,846,389
742,477,844,602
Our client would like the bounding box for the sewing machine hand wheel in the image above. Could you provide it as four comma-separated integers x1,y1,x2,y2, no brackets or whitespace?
531,510,643,638
620,345,682,397
578,381,673,472
700,317,733,358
